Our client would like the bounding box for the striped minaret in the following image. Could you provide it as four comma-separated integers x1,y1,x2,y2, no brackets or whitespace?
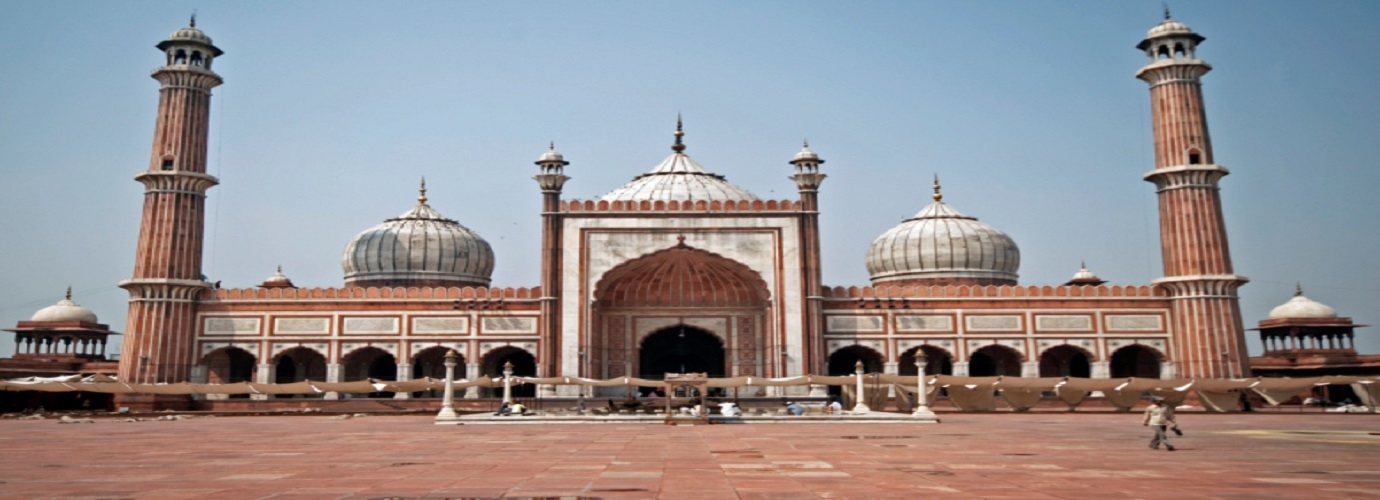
117,17,223,385
1136,13,1250,378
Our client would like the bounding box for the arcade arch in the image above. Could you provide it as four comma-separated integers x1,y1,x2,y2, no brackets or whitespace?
1110,344,1163,378
969,344,1023,377
480,346,536,397
898,345,954,376
638,325,725,378
273,347,327,384
202,346,255,385
1038,345,1092,378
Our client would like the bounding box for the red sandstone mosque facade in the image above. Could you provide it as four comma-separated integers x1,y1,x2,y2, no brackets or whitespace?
20,15,1368,406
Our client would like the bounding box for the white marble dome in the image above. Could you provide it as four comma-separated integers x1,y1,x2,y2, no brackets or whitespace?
866,190,1019,286
168,25,214,46
1268,288,1337,319
600,122,758,203
31,289,98,323
1146,19,1193,38
342,187,494,288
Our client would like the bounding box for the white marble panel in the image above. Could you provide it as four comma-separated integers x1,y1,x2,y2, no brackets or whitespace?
274,318,330,335
965,315,1022,332
896,315,952,332
413,317,470,335
203,317,260,336
482,317,537,334
1035,315,1093,332
343,317,399,335
827,316,884,332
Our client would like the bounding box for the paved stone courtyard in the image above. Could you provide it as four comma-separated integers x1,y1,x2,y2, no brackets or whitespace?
1,412,1377,499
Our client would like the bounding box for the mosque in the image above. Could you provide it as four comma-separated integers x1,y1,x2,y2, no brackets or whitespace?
5,14,1373,410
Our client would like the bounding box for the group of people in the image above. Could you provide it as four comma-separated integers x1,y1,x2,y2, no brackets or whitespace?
495,401,527,416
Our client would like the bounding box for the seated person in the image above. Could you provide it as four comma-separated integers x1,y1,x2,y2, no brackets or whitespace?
509,402,527,415
784,401,805,416
496,402,512,416
826,398,843,414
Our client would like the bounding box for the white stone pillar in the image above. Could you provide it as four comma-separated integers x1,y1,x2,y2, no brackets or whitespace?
1160,360,1177,379
911,357,938,422
253,363,274,400
325,363,343,400
952,362,970,377
1021,362,1039,378
852,360,870,413
435,350,460,422
883,361,899,398
502,361,514,404
1091,361,1110,379
393,363,412,399
464,362,480,399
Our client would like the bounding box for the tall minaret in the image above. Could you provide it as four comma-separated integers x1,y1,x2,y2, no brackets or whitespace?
1136,12,1250,378
789,141,825,376
534,142,569,386
117,18,223,386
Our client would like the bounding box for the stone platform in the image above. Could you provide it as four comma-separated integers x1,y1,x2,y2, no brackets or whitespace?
1,412,1376,498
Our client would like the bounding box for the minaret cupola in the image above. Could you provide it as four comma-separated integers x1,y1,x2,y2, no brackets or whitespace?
157,15,223,70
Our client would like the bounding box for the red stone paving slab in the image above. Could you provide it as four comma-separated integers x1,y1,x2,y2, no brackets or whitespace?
0,413,1378,499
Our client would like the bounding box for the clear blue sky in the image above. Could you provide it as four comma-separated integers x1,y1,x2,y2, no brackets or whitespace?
1,1,1377,359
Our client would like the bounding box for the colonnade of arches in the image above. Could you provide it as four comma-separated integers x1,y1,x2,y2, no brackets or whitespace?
198,344,539,398
826,343,1165,379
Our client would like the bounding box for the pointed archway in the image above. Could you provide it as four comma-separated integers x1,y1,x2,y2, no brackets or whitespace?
638,325,725,379
590,242,773,380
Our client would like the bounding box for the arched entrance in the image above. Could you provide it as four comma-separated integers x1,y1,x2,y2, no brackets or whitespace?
411,346,459,398
481,346,537,397
274,347,327,384
898,345,954,376
1038,345,1092,378
591,242,772,379
1110,345,1162,378
639,325,725,379
203,347,256,384
969,344,1022,377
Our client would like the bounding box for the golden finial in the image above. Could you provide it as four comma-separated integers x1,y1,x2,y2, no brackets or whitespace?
418,177,428,204
932,174,943,202
671,114,686,153
65,286,72,300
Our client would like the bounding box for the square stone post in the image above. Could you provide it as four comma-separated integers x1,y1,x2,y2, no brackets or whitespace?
252,363,274,400
393,362,411,399
324,363,343,400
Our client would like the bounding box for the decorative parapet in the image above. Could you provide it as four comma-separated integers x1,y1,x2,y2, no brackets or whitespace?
560,199,802,213
206,286,541,301
821,284,1165,300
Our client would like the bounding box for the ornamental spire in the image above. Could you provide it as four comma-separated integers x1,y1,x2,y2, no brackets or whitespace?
418,177,428,204
65,286,72,301
190,12,197,28
932,174,943,202
1162,2,1171,20
1295,282,1303,297
671,114,686,153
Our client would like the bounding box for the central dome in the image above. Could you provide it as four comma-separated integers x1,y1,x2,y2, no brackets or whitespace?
600,119,758,203
866,179,1019,287
342,183,494,288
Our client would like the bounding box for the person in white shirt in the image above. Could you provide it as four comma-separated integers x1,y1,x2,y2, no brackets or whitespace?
826,398,843,414
1142,396,1178,451
718,402,739,417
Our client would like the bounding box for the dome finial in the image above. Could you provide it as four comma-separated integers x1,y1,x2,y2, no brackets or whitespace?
1162,2,1170,20
671,114,686,153
190,12,197,27
549,141,555,151
65,286,72,300
418,177,428,204
932,174,943,202
803,139,810,149
276,265,283,274
1295,282,1303,297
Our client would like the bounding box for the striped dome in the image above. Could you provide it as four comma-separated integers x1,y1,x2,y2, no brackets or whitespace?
866,199,1020,287
342,188,494,288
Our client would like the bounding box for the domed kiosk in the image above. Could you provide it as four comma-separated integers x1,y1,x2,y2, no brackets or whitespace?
4,288,117,361
342,181,495,288
1251,285,1378,380
866,177,1019,287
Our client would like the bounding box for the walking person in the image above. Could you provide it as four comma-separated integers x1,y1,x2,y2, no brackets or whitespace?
1142,396,1178,451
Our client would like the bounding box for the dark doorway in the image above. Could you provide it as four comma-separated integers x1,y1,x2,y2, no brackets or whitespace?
1110,345,1162,378
639,325,725,379
482,347,537,397
969,344,1023,377
1039,345,1092,378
